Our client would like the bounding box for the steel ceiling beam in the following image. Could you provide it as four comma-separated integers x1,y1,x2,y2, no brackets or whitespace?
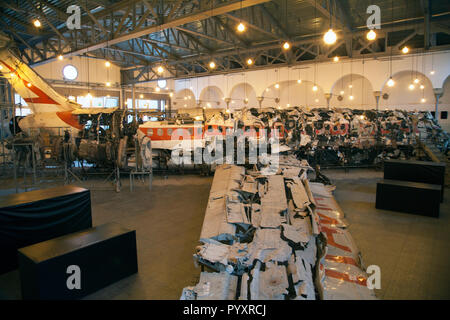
56,0,270,58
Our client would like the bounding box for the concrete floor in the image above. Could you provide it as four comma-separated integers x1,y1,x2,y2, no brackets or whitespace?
327,168,450,300
0,169,449,300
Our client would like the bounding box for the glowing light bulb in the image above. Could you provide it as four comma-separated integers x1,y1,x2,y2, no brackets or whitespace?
414,78,420,84
312,85,318,92
402,46,409,54
226,109,230,114
349,84,353,89
315,99,319,103
340,91,345,95
0,65,3,70
421,98,426,103
106,82,111,87
297,79,302,84
283,42,290,50
420,85,425,90
349,95,354,100
155,87,160,92
157,66,164,74
58,55,63,61
27,83,32,87
34,20,41,28
209,61,216,69
247,58,253,65
409,84,415,90
387,78,395,87
169,92,173,97
237,22,246,32
140,94,144,99
105,61,111,67
366,29,377,41
86,93,93,100
430,70,435,75
68,96,75,101
323,29,337,45
333,56,339,62
275,83,280,89
184,96,187,100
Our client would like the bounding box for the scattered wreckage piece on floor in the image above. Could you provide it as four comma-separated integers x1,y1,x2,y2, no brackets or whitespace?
182,157,376,300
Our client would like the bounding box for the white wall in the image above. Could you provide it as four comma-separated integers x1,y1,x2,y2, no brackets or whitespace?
33,55,121,85
171,50,450,130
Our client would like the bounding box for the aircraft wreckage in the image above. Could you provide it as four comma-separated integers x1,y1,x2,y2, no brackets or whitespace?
181,155,377,300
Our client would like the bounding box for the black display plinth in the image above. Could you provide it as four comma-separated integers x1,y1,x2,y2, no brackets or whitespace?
376,179,441,218
0,186,92,274
18,222,138,300
384,159,446,201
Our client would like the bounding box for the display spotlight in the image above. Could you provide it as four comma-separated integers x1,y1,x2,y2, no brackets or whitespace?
237,22,246,33
323,29,337,45
105,61,111,67
209,61,216,69
366,29,377,41
312,85,318,92
57,55,63,61
333,56,339,62
409,84,415,90
157,66,164,74
402,46,409,54
33,19,41,28
247,58,253,65
282,42,290,50
387,77,395,87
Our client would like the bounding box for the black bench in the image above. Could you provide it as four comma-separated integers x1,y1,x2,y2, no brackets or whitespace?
376,179,441,218
18,222,138,300
0,186,92,274
384,159,446,201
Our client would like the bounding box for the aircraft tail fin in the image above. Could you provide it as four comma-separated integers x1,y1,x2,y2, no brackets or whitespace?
0,47,79,114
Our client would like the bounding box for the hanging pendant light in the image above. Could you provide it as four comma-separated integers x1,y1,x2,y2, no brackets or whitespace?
324,29,337,45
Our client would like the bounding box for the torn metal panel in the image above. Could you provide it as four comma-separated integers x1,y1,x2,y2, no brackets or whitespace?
249,261,289,300
200,165,244,241
189,271,239,300
282,220,311,245
287,177,310,211
247,228,292,263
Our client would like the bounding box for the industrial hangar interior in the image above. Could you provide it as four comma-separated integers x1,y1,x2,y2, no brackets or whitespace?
0,0,449,301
